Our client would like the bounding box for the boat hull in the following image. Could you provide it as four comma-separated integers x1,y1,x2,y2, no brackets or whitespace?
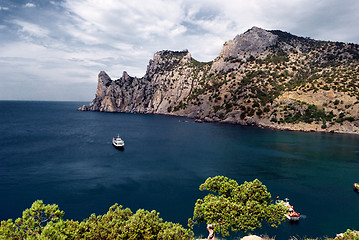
354,183,359,192
285,214,300,221
112,143,124,150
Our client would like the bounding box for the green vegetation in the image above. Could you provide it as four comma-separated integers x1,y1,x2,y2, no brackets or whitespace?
263,50,289,64
292,229,359,240
173,100,187,112
188,176,287,237
0,200,193,240
280,103,336,124
190,59,212,69
335,229,359,240
0,177,358,239
191,36,357,125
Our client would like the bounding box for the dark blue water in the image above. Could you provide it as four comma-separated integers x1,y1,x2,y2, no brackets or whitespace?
0,101,359,239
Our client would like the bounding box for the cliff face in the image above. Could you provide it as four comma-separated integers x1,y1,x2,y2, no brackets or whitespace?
81,27,359,134
85,50,196,114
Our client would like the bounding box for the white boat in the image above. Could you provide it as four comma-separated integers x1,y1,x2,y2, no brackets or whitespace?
112,135,125,150
276,197,300,221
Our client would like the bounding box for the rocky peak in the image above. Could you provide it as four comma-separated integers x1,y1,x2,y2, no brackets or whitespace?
98,71,112,86
219,26,278,60
96,71,112,99
145,50,192,79
121,71,131,81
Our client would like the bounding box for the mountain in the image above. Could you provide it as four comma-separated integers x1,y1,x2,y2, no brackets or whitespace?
79,27,359,134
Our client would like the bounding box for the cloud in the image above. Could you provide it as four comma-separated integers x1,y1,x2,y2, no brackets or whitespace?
216,0,359,43
59,0,359,75
1,0,359,101
24,3,36,8
11,20,50,38
60,0,237,65
62,0,188,43
0,41,100,101
61,0,359,67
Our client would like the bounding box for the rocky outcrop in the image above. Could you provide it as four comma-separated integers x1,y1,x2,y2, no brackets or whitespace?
211,27,278,73
80,27,359,134
84,50,196,115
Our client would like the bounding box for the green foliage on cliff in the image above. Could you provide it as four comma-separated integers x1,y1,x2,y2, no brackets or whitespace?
179,31,359,127
188,176,287,237
280,103,337,124
190,59,212,69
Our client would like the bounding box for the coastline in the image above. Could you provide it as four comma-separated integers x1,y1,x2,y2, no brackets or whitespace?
78,106,359,135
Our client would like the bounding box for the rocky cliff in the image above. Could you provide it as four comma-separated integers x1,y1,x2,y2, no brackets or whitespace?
80,27,359,134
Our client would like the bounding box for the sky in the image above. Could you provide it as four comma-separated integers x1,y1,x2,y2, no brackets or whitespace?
0,0,359,101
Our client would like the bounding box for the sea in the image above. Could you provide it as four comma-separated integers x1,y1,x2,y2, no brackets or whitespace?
0,100,359,239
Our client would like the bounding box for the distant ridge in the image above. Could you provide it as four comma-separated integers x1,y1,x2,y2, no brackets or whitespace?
80,27,359,134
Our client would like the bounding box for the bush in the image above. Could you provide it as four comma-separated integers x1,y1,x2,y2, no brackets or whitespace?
270,117,278,123
240,112,246,119
256,109,263,116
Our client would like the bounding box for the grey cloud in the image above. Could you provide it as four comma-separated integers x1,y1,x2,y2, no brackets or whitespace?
0,0,359,101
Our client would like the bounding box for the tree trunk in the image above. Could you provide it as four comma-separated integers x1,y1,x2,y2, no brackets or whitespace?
207,224,215,240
